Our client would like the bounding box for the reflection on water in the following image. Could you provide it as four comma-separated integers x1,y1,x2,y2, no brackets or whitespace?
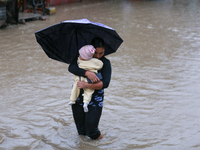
1,0,200,149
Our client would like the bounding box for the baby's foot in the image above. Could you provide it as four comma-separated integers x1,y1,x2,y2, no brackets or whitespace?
68,101,75,105
83,103,88,112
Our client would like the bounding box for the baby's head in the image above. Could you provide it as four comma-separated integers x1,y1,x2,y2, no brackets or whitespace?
79,45,96,60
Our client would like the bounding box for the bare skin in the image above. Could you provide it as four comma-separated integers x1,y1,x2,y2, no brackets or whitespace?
97,132,103,139
77,47,105,140
93,47,105,59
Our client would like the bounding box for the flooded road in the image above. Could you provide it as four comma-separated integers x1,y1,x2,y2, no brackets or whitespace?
1,0,200,149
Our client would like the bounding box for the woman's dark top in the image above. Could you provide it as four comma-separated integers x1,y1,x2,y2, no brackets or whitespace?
68,56,111,107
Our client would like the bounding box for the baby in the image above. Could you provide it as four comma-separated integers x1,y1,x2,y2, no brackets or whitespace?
69,45,103,112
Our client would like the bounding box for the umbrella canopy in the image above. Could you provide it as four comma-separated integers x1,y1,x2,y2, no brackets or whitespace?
35,18,123,64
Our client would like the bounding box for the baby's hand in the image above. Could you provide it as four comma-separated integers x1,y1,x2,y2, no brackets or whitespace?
83,103,88,112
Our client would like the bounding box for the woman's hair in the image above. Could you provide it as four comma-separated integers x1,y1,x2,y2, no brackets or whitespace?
90,37,105,49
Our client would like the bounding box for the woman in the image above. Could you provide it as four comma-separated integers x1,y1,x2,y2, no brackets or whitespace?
68,37,112,140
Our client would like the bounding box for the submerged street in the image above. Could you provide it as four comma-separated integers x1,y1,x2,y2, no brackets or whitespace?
1,0,200,149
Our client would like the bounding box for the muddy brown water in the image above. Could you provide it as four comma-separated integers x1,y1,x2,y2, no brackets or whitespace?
1,0,200,149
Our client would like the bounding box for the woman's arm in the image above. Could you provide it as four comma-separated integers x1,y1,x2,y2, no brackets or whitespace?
68,57,100,82
77,81,103,90
68,57,85,76
77,57,111,90
100,57,112,88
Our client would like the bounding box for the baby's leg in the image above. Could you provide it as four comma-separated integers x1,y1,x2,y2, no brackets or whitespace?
83,103,88,112
83,88,94,112
69,76,80,105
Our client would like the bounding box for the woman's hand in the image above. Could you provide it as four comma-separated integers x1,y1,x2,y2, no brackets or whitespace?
77,81,89,89
85,71,100,83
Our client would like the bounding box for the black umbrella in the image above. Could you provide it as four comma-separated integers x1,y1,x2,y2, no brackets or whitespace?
35,18,123,64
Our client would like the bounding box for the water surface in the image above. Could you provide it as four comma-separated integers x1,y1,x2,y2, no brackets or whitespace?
1,0,200,149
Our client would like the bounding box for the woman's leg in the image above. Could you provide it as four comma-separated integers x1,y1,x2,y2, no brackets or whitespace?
85,106,103,139
71,104,86,135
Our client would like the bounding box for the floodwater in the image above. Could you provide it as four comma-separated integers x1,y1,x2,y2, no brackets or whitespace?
1,0,200,149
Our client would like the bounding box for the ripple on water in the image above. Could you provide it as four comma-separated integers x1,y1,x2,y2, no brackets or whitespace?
1,0,200,149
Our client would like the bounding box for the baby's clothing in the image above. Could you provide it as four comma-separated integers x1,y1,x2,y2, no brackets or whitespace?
70,57,103,106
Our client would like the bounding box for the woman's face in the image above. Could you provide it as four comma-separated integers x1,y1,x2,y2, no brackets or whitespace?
93,47,105,59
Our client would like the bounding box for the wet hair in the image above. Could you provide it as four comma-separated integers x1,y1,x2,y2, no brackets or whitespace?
90,37,105,49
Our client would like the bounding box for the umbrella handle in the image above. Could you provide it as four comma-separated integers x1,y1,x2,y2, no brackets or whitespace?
79,76,81,81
